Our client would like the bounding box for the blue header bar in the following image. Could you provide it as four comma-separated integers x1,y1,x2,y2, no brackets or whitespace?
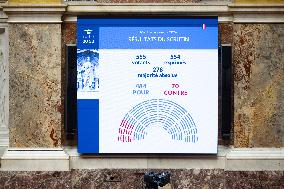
78,18,218,26
77,18,218,50
99,27,217,49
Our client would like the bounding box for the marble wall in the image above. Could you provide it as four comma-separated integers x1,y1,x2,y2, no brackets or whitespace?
233,24,284,147
9,22,284,148
0,169,283,189
9,24,62,148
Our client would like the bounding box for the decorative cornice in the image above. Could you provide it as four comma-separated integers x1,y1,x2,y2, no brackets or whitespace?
64,3,230,23
3,4,67,23
66,3,229,14
64,3,284,23
229,4,284,13
228,4,284,23
2,3,284,23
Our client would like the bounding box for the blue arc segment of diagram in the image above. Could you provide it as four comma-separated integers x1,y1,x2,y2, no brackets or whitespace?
118,99,198,143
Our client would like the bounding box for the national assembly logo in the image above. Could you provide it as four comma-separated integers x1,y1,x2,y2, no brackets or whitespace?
82,29,95,44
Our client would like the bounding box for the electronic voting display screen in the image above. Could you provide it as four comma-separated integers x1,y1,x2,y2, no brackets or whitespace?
77,17,218,154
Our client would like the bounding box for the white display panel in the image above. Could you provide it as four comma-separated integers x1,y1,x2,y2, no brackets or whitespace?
99,49,218,153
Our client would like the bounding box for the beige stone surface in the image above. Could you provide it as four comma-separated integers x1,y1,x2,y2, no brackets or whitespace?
9,24,62,148
233,24,284,147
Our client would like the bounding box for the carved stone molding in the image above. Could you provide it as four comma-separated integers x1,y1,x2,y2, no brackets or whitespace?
1,148,69,171
3,5,67,23
0,23,8,147
1,3,284,23
65,3,284,23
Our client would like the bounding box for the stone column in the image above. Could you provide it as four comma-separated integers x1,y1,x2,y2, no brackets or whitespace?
1,0,69,171
0,8,9,148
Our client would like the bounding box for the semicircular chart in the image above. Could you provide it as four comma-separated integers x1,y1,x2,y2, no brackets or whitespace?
118,99,198,143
